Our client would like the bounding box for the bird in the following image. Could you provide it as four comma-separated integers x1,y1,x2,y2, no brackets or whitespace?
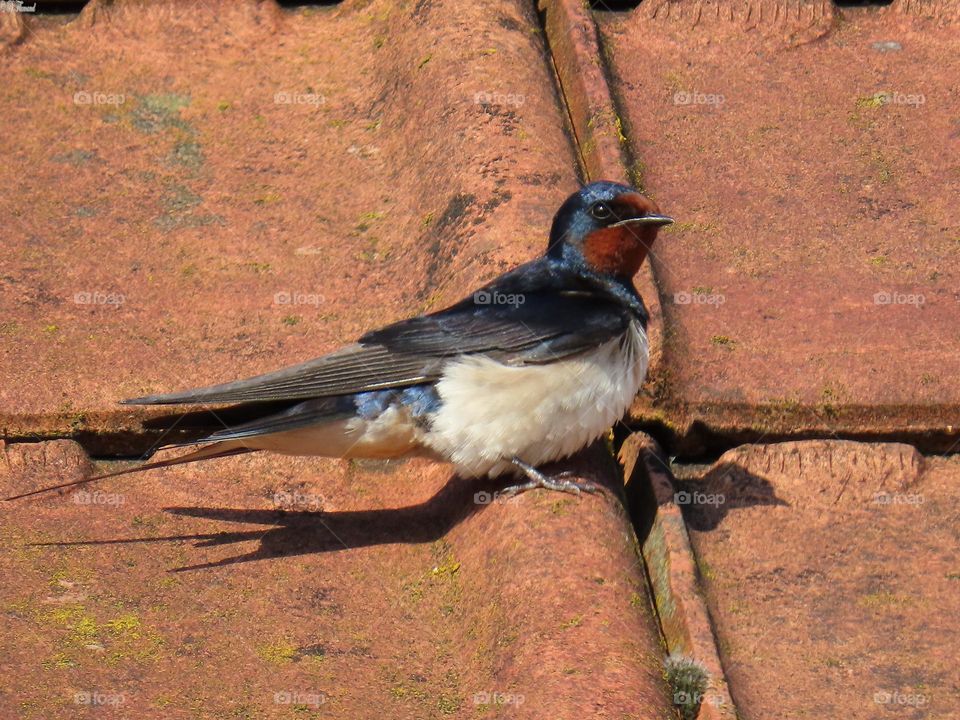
6,181,672,502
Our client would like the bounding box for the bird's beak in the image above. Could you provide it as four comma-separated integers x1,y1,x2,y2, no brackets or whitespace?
612,214,674,228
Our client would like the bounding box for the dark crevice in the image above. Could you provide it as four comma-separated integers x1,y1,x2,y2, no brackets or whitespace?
23,0,344,12
5,416,958,468
616,418,960,466
18,1,85,14
276,0,343,6
535,2,591,186
588,0,896,9
587,0,641,11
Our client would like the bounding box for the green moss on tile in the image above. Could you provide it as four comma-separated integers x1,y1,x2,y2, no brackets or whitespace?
254,191,282,205
105,614,141,638
696,557,717,582
859,591,913,609
43,652,78,670
244,261,272,274
257,638,299,665
437,694,461,714
665,654,708,720
710,335,736,348
560,614,583,629
130,93,192,134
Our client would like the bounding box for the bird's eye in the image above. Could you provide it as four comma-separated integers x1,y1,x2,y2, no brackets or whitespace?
590,201,613,220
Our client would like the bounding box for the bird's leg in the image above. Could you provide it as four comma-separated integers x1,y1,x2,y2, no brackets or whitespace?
498,457,602,498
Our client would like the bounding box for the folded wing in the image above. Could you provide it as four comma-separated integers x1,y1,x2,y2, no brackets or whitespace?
123,263,631,407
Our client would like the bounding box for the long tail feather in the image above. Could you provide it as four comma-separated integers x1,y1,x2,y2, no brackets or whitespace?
3,443,255,501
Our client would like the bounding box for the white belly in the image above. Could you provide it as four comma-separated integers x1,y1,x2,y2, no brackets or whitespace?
423,321,648,477
241,405,424,459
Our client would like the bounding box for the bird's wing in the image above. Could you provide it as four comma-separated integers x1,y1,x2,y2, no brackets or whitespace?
123,278,631,406
360,290,629,364
122,343,444,405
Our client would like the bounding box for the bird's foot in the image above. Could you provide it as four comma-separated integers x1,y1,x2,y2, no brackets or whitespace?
499,457,602,498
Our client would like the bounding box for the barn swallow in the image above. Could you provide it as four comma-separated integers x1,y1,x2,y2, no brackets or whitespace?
7,181,671,501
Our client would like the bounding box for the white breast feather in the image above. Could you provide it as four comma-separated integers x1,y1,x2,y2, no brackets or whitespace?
424,321,648,477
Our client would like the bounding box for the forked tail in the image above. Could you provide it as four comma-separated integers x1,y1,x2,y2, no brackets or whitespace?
4,442,254,501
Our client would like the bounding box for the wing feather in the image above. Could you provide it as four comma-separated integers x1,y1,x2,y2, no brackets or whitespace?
123,262,632,407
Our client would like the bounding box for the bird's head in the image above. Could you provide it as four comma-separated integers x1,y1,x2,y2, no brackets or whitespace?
547,181,672,278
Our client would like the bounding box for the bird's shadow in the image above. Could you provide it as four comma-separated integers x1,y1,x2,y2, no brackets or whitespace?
625,443,789,539
673,460,790,532
31,473,503,572
30,466,619,572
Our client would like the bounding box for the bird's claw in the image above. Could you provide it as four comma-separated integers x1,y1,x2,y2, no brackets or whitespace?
499,477,600,498
500,457,602,498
